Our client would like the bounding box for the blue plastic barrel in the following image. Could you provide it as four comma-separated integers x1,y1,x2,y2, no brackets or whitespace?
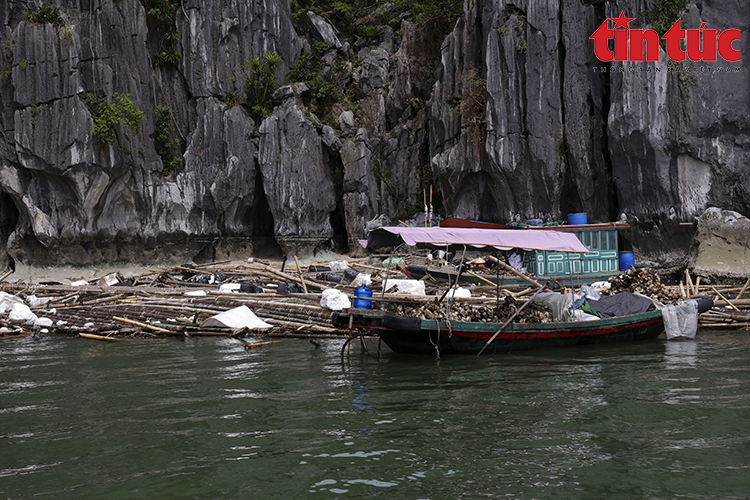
353,285,372,309
619,251,635,271
567,213,587,225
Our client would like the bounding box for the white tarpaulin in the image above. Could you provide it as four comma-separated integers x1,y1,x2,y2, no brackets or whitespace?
202,306,272,330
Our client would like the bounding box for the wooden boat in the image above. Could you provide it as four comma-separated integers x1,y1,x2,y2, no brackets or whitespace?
332,309,665,355
346,225,669,355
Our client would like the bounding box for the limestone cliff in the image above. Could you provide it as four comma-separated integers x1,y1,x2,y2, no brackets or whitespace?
0,0,748,270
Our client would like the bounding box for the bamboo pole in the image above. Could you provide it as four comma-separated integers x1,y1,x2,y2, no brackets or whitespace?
0,269,13,283
685,269,694,296
711,286,741,312
293,256,309,294
244,340,286,349
477,285,547,356
485,255,542,288
736,277,750,300
0,332,31,340
79,332,123,342
113,316,172,333
250,261,326,291
699,322,750,329
466,270,498,287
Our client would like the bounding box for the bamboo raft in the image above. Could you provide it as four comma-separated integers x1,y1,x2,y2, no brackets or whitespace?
0,258,748,344
0,258,379,342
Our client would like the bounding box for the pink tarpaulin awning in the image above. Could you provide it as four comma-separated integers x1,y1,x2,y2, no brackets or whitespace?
363,226,589,253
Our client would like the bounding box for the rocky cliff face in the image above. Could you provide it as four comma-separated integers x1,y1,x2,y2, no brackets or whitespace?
0,0,748,270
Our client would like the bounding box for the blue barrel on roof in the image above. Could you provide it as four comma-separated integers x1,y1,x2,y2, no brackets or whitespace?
619,251,635,270
567,213,587,225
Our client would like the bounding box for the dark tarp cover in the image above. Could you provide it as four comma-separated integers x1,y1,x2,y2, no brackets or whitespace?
586,292,656,318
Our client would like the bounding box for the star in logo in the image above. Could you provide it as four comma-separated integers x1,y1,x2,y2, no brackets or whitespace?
610,11,635,29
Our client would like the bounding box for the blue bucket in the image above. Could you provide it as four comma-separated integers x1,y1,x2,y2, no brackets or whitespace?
567,213,587,225
619,251,635,271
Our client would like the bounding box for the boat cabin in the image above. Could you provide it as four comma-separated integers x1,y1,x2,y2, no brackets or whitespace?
523,223,629,279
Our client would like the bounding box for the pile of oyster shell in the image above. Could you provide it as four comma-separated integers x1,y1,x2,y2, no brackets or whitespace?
607,267,681,304
383,296,553,324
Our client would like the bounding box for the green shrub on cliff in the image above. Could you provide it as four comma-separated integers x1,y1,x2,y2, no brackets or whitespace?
245,52,283,123
640,0,689,36
86,93,146,146
155,106,183,175
141,0,181,67
24,6,65,27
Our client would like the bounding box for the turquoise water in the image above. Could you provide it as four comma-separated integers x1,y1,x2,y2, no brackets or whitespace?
1,332,749,499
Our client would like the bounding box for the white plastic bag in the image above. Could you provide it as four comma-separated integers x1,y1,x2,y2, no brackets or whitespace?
445,287,471,298
8,303,37,325
351,273,372,287
659,300,698,339
0,292,23,313
580,284,601,301
320,289,351,310
382,279,425,296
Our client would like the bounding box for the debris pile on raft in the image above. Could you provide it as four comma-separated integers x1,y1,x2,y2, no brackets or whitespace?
383,296,554,324
607,267,682,304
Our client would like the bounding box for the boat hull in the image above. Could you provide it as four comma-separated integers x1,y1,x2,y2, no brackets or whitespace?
333,310,665,355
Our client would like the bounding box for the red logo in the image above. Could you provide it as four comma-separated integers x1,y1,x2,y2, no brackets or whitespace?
590,11,741,62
